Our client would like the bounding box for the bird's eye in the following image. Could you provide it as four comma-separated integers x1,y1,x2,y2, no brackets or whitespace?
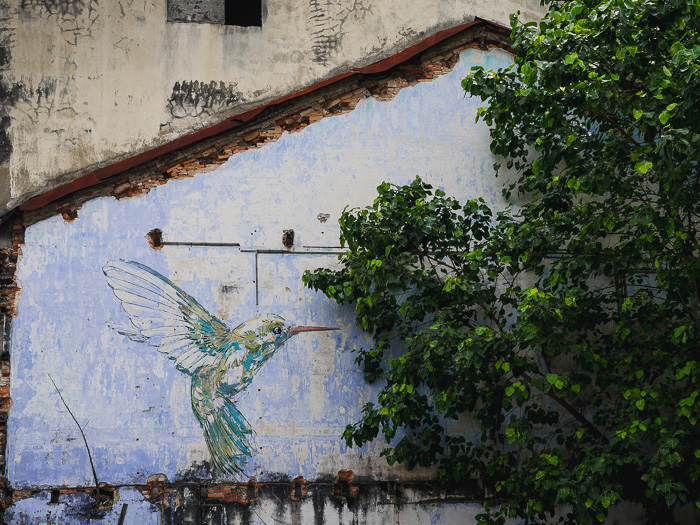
272,327,282,335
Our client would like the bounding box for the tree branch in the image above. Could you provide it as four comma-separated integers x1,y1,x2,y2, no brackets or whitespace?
521,372,609,444
48,373,100,493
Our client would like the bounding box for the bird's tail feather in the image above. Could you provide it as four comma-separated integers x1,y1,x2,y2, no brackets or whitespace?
202,397,254,478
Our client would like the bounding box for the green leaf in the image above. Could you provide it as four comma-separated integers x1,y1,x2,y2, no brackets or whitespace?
635,161,653,173
666,493,677,507
633,109,643,120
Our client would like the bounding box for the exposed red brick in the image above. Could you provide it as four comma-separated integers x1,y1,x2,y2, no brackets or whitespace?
332,470,357,500
291,476,307,501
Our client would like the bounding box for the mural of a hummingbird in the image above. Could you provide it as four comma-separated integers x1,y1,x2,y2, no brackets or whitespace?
103,260,336,476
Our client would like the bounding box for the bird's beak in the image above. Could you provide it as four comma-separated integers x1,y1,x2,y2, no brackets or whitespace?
290,326,339,336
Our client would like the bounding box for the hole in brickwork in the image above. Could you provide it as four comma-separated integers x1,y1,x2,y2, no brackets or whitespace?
291,476,306,501
146,228,164,250
225,0,262,27
95,486,116,508
61,209,78,222
1,314,11,354
332,470,357,500
282,229,295,248
247,477,258,501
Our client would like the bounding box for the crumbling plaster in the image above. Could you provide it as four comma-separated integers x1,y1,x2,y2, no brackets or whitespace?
0,0,545,214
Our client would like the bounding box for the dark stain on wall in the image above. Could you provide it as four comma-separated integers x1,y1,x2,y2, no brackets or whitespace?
11,76,60,129
0,6,15,168
4,491,117,523
0,83,20,167
0,109,13,169
308,0,340,65
168,80,242,119
0,36,10,72
308,0,371,65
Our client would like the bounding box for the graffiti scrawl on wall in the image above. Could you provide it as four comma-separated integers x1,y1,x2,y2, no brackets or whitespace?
104,260,336,477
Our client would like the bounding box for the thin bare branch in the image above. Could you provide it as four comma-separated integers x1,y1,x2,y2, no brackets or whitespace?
48,373,100,493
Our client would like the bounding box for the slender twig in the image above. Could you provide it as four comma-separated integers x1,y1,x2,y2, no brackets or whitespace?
48,373,100,493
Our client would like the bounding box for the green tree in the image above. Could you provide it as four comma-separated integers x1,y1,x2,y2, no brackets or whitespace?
304,1,699,523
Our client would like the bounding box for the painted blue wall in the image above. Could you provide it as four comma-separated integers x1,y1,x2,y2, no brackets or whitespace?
8,48,513,489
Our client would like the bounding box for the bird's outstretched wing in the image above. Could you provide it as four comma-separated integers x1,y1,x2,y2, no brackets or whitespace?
104,260,235,375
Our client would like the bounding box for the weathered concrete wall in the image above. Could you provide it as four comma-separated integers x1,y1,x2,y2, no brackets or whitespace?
0,0,545,214
5,46,513,522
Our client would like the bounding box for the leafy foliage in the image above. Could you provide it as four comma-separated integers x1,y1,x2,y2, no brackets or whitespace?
304,0,700,523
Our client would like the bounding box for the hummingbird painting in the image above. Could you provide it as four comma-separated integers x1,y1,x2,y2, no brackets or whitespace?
103,260,336,477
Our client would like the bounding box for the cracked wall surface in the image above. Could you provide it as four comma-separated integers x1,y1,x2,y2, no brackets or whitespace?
0,0,546,214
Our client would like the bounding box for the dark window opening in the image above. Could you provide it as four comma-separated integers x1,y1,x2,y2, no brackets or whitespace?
225,0,262,27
